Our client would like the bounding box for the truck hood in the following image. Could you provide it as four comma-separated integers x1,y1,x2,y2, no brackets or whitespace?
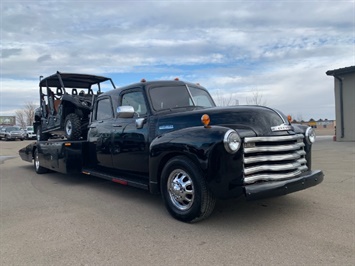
156,105,293,137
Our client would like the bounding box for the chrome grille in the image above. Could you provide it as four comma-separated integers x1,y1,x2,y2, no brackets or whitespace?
243,134,307,184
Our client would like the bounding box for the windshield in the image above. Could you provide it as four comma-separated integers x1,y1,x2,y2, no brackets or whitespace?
149,85,215,111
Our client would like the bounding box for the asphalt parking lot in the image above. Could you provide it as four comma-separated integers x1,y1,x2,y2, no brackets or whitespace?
0,137,354,265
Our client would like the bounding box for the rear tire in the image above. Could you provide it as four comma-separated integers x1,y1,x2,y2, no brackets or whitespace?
36,125,49,141
64,113,81,140
161,156,216,223
34,148,48,174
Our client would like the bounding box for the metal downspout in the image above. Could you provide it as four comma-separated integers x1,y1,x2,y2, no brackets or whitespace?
334,76,344,138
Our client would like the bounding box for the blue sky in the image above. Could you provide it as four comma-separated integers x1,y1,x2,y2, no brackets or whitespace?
1,0,354,120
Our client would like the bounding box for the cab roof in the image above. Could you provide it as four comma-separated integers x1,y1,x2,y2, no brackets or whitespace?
102,79,206,96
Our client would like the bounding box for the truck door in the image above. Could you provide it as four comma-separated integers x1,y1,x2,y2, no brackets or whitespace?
111,90,149,174
88,96,115,168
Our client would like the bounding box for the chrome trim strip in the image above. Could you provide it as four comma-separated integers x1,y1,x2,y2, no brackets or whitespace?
243,150,306,164
244,170,302,184
244,134,304,143
244,142,305,154
299,165,308,171
244,161,302,175
297,158,307,165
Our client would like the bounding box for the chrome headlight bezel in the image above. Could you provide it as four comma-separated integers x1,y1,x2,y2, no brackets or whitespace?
305,127,316,144
223,129,241,154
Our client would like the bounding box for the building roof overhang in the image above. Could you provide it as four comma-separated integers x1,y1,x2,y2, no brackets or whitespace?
326,66,355,76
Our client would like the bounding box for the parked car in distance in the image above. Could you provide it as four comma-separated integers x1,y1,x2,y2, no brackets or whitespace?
0,127,6,139
25,126,36,139
0,126,25,141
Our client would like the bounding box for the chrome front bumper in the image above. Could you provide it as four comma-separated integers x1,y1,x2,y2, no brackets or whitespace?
244,170,324,200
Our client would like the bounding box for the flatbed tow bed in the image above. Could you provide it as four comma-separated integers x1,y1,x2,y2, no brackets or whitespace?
19,140,150,190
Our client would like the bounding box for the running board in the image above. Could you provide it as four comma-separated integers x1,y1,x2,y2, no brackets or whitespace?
81,168,149,190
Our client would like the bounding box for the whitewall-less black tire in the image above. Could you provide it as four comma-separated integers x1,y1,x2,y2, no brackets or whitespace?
34,148,48,174
161,156,216,223
64,113,81,140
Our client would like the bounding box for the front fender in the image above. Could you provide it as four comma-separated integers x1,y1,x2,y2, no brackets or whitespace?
148,125,233,194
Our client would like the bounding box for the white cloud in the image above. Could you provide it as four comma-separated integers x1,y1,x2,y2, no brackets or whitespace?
1,0,353,120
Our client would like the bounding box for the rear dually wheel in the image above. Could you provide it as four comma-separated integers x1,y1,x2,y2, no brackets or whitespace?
34,148,48,174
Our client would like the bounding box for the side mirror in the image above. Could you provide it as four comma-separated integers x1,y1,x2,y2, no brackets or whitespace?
117,106,135,118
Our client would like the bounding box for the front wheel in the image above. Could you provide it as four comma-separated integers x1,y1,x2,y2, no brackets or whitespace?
161,156,216,223
33,148,48,174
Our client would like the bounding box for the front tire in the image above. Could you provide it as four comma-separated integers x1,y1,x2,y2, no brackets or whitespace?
64,113,81,140
161,156,216,223
33,148,48,174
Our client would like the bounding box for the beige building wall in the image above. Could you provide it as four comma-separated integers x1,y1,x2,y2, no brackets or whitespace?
333,72,355,141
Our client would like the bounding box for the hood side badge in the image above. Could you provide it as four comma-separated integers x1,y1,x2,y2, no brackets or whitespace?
271,124,293,132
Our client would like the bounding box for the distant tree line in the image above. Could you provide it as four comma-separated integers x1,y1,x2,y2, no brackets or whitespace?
15,102,37,129
213,89,267,106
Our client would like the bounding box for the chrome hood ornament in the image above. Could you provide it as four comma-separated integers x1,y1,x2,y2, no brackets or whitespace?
271,123,293,132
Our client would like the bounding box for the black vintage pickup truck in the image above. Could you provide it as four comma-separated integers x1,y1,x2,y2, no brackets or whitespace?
20,75,324,222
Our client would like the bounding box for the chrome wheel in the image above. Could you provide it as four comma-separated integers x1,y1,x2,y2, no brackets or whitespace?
35,152,40,171
65,120,72,136
167,169,195,211
33,148,47,174
161,156,216,222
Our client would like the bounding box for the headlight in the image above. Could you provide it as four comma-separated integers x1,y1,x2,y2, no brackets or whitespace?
223,130,241,154
305,127,316,144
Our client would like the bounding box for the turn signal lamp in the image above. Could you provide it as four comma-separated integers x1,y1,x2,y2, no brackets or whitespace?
287,115,292,123
201,114,210,128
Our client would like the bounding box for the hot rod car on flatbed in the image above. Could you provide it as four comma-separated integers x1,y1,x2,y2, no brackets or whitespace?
19,75,324,222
